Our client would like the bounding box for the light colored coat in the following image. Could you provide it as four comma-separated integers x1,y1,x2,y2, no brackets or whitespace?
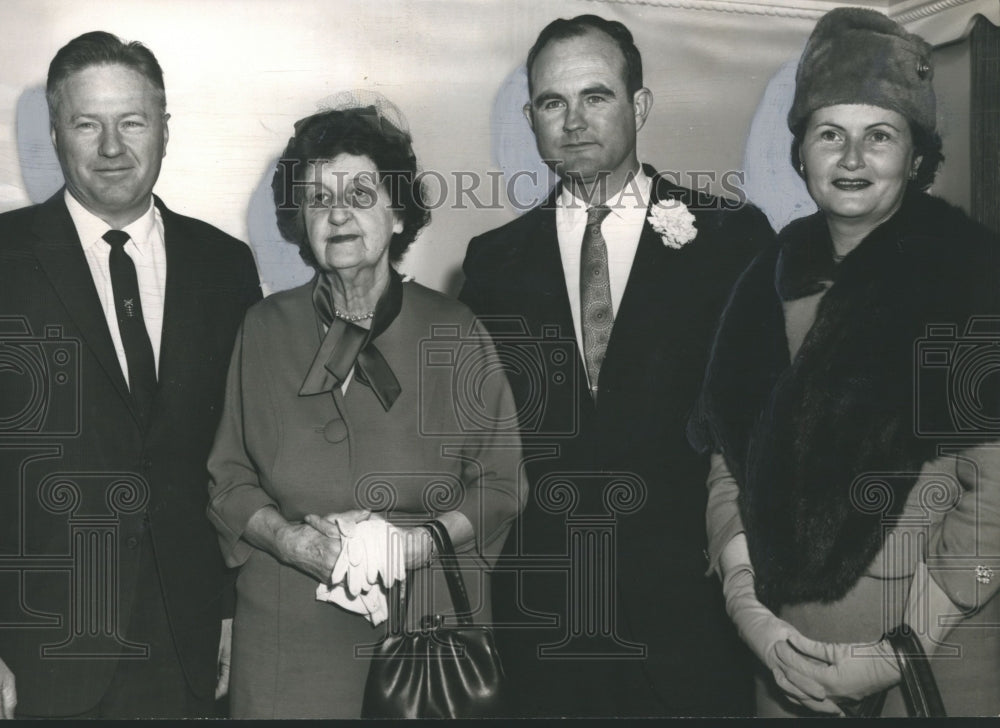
706,288,1000,718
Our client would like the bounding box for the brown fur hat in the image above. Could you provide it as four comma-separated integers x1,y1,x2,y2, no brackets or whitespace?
787,7,936,135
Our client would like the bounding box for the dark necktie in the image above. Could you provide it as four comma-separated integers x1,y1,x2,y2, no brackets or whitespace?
580,206,614,400
102,230,157,423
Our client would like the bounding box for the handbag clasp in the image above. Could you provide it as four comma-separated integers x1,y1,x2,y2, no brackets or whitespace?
420,613,446,631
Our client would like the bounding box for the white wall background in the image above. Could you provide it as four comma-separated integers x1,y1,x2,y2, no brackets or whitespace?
0,0,976,295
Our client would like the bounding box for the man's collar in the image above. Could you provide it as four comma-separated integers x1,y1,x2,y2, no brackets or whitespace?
64,190,158,255
558,166,651,220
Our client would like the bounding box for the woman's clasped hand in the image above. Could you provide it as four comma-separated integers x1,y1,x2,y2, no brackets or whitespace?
773,634,900,713
280,509,365,584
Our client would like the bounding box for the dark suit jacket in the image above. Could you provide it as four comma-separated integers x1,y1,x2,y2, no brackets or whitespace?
0,192,261,716
459,167,773,717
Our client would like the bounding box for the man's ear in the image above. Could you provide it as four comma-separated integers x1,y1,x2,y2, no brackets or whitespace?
523,102,535,132
162,112,170,158
632,88,653,133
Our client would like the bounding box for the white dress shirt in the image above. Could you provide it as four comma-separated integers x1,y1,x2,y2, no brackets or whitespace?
65,191,167,383
555,167,652,378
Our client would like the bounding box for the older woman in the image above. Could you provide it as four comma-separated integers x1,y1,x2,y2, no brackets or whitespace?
690,8,1000,718
207,102,524,718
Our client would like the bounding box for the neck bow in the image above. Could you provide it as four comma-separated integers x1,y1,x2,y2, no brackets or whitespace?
299,268,403,411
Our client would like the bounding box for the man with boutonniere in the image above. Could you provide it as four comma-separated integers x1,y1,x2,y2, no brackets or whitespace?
459,13,774,718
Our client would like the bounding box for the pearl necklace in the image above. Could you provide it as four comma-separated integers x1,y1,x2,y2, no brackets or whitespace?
334,308,375,322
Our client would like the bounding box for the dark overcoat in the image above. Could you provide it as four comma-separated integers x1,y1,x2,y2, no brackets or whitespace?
0,192,261,716
459,167,774,716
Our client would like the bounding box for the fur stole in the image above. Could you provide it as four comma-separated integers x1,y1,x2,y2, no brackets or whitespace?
689,191,1000,609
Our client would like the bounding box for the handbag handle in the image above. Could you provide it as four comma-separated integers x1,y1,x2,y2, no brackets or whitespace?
420,519,475,626
834,623,945,718
886,625,946,717
387,520,475,632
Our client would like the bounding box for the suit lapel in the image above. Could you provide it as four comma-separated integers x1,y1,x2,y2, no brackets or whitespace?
30,192,137,419
611,207,668,329
525,206,576,335
153,197,199,420
603,174,700,382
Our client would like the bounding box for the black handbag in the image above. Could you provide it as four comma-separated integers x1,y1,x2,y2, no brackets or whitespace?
360,519,506,719
838,624,946,717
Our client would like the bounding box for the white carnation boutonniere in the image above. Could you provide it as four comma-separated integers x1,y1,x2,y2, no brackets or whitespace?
647,199,697,250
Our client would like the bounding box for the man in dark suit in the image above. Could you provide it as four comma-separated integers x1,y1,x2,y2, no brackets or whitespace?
0,31,260,719
459,14,773,718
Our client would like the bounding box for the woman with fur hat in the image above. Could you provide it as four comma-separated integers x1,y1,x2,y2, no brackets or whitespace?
689,7,1000,717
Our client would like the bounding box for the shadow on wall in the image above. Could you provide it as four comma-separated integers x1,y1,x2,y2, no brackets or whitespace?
491,65,555,213
18,86,63,204
15,83,315,297
252,66,553,298
741,59,815,233
12,67,579,297
493,59,814,233
489,59,817,234
248,64,551,298
436,64,553,297
247,158,313,297
15,62,811,292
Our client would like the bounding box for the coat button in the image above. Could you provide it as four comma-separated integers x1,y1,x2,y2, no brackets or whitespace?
323,419,348,443
126,536,139,549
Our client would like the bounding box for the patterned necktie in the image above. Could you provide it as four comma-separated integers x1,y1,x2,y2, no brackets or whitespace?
103,229,157,424
580,205,614,400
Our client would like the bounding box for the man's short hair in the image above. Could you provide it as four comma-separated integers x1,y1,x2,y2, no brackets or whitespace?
47,30,166,117
526,14,643,98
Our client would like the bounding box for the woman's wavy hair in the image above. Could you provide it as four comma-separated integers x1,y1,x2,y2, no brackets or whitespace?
271,106,430,267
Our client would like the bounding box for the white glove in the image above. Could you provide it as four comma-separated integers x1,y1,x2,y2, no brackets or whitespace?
723,564,796,671
0,656,15,720
344,517,406,589
719,535,842,715
776,633,900,704
331,518,370,597
316,516,406,625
